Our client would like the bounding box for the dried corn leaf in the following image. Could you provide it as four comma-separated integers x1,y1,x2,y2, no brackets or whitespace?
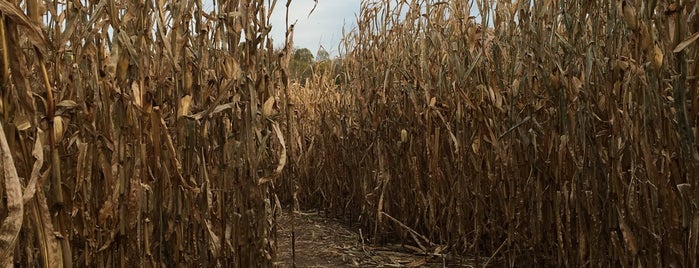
22,129,44,203
673,31,699,53
258,122,286,185
131,81,142,108
205,219,222,257
0,1,51,54
0,122,23,266
156,110,197,190
618,211,638,256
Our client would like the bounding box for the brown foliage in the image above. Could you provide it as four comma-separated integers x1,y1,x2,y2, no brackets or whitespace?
0,0,292,266
291,0,699,266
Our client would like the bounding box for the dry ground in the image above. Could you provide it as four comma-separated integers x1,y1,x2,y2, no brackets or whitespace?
274,210,476,267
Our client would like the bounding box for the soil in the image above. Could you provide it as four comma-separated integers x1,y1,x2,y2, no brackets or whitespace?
274,210,476,267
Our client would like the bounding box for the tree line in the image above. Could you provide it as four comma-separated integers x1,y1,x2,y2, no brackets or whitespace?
288,46,345,86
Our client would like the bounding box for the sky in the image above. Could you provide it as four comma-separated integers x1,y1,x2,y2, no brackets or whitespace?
202,0,361,57
267,0,360,57
199,0,484,58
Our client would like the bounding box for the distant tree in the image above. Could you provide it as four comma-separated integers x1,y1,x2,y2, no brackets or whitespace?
316,46,330,62
311,46,334,80
290,47,314,84
293,48,314,63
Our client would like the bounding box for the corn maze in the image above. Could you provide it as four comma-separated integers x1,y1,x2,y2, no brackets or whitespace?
0,0,698,267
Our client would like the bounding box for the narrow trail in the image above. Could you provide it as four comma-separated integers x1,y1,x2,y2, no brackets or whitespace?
274,210,475,267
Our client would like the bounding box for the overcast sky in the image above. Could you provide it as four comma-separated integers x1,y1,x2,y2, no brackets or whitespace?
268,0,359,57
202,0,360,57
200,1,483,58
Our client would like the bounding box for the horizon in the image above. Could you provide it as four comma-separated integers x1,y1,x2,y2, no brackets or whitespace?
203,1,484,58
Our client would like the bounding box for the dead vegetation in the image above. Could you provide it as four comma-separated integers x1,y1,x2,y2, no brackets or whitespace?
0,0,292,266
1,0,699,267
290,0,699,266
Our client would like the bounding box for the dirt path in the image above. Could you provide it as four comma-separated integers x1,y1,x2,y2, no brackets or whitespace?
274,210,474,267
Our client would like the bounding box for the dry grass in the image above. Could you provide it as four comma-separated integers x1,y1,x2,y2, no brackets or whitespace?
290,0,699,266
0,0,293,266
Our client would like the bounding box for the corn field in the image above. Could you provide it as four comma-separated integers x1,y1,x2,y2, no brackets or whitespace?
0,0,292,266
1,0,699,267
291,0,699,267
